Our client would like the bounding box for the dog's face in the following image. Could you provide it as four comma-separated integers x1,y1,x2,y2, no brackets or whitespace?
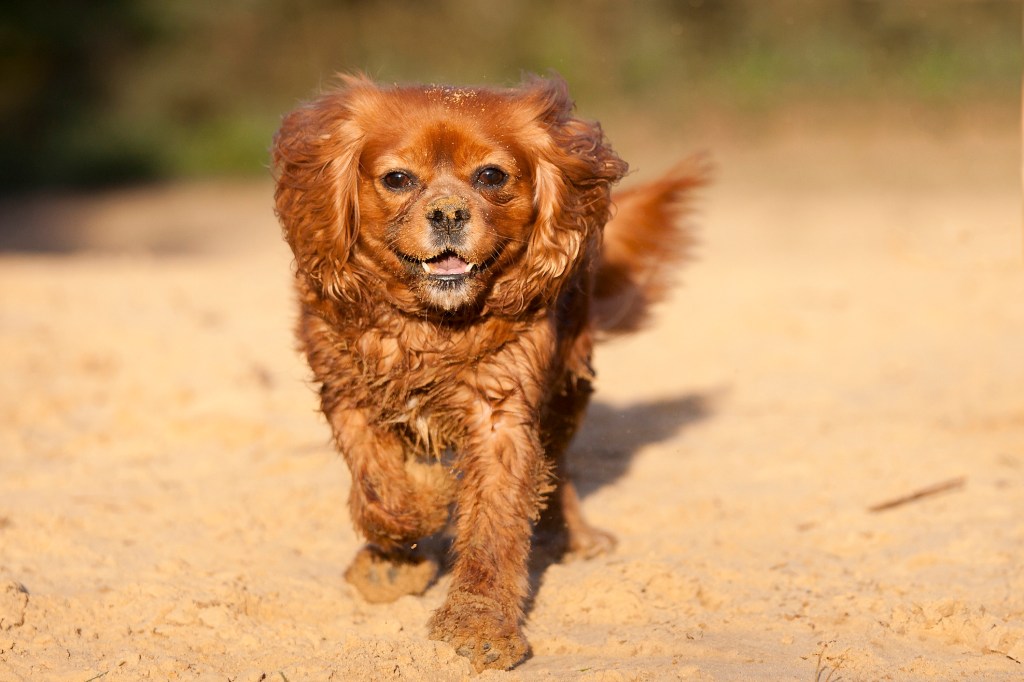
356,105,536,310
273,76,628,315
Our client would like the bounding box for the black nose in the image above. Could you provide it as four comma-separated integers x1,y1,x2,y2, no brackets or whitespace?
426,199,470,235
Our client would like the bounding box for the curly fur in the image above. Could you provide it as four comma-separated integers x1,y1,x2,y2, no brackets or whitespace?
272,73,707,672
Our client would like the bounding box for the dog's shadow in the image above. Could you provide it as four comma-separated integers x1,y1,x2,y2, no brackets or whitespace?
566,392,715,500
519,389,718,616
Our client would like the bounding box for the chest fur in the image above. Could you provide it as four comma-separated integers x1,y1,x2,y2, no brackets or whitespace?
304,306,545,454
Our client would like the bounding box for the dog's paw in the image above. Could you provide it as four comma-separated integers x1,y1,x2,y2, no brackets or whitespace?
428,591,528,671
565,523,617,561
343,545,438,603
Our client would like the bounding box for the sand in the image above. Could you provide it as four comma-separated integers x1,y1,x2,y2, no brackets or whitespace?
0,124,1021,681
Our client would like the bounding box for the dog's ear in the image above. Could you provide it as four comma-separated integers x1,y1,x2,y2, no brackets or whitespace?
272,75,375,299
491,75,628,314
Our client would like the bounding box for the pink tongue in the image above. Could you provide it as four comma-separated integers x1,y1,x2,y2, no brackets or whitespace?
429,254,469,275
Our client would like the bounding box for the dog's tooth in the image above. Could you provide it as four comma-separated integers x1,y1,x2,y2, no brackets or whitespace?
466,263,475,272
421,262,431,273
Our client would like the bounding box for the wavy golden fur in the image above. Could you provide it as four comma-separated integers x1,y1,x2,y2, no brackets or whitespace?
272,73,707,671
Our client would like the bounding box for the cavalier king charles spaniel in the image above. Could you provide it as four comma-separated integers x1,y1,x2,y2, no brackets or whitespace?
272,74,707,671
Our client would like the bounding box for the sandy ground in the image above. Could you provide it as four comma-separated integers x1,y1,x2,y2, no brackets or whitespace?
0,123,1021,681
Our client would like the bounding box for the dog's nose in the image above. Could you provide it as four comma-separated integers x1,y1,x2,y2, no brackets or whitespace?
426,196,470,235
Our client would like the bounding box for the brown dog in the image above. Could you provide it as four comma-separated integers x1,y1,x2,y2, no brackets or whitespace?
272,74,706,671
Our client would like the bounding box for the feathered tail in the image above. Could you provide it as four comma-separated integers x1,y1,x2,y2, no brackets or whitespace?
592,155,711,336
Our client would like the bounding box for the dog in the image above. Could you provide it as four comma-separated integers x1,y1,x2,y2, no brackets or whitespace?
272,73,706,671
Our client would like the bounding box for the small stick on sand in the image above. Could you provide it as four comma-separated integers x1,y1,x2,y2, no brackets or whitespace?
868,476,967,513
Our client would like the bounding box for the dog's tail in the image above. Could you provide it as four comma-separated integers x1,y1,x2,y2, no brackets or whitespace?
592,155,711,336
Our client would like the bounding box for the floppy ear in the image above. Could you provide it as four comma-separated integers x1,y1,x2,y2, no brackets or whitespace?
491,76,628,315
272,76,372,299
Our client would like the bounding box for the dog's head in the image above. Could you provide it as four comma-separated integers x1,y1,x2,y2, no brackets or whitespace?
273,74,627,315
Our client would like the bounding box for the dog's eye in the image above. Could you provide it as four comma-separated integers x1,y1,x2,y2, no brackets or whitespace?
475,167,507,188
382,171,416,191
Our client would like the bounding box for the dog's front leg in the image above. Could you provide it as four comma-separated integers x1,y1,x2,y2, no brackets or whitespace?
326,406,450,603
428,370,550,671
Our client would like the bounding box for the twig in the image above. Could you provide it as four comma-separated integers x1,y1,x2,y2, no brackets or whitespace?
868,476,966,513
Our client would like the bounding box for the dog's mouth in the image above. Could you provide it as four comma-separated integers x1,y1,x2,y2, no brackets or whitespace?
421,251,476,278
400,250,478,282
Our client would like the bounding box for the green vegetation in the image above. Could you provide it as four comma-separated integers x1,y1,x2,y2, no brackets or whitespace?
0,0,1018,190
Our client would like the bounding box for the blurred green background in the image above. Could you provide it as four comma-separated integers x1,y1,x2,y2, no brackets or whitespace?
0,0,1018,191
